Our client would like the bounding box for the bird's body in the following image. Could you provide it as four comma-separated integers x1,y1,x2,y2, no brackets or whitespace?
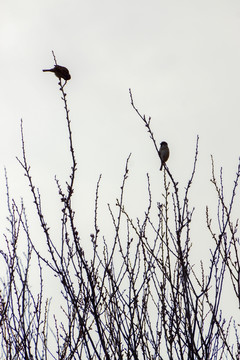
159,141,169,170
43,65,71,81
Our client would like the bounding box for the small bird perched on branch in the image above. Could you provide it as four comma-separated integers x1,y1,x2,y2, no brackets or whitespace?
159,141,170,171
42,65,71,81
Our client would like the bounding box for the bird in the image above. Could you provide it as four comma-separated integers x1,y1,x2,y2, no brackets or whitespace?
159,141,169,171
42,65,71,81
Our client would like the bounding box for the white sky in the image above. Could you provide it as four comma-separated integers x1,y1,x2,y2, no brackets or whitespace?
0,0,240,339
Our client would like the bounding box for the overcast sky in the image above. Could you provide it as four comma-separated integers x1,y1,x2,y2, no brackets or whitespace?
0,1,240,317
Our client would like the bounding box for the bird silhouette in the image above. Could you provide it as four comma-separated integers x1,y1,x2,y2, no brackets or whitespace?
42,65,71,81
159,141,170,171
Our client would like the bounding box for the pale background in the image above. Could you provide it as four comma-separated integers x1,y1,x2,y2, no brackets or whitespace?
0,0,240,348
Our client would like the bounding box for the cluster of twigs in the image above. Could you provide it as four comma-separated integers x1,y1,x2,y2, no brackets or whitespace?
0,73,239,359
